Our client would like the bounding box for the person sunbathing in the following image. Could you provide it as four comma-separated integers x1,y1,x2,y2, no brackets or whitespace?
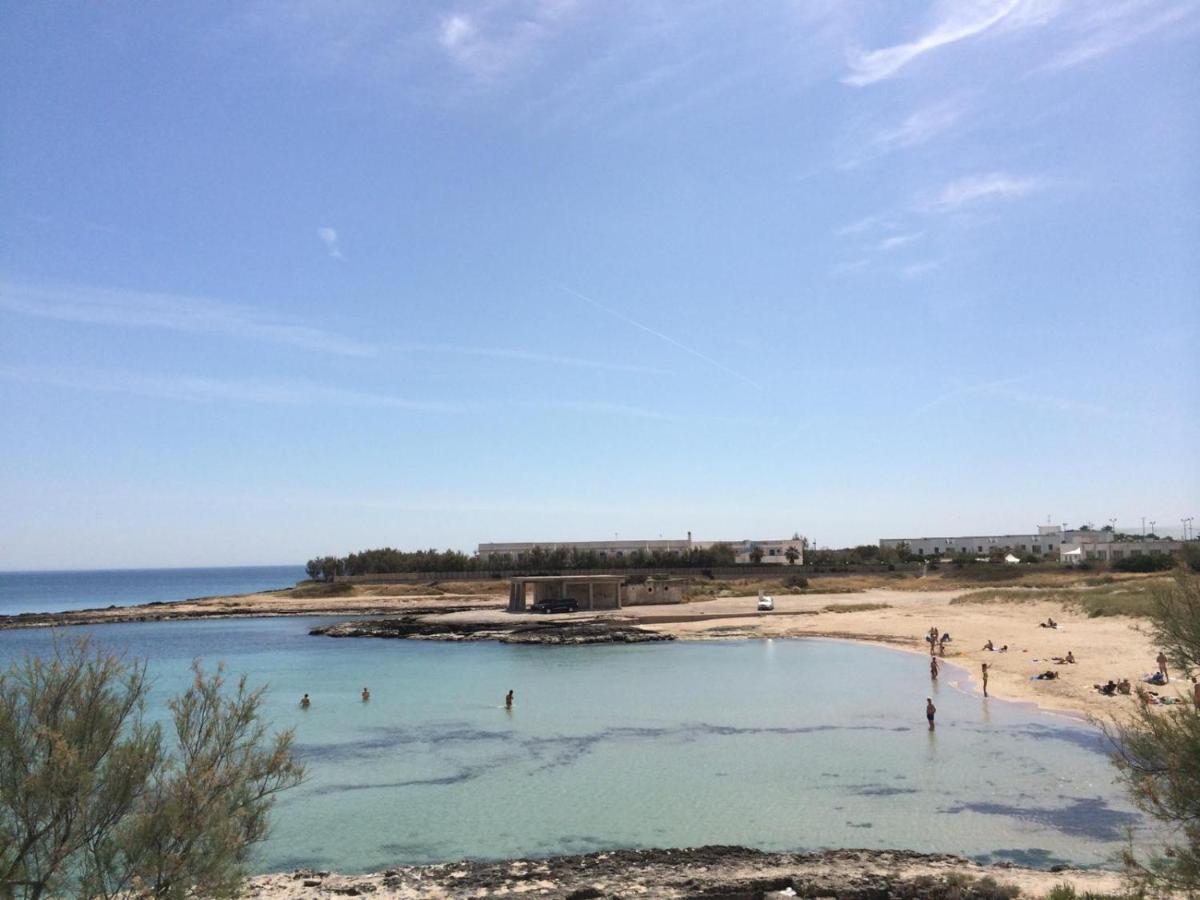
1035,670,1059,680
983,640,995,651
1117,678,1132,695
1039,618,1058,629
1095,680,1117,696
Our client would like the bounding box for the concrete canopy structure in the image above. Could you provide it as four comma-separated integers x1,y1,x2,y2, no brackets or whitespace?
507,574,625,613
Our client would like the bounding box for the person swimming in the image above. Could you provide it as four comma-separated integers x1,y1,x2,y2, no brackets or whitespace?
361,687,370,702
300,693,311,709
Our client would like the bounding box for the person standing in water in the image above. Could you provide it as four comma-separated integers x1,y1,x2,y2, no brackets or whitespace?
930,657,939,680
361,687,370,702
505,689,514,710
981,663,989,698
926,698,936,730
300,693,311,709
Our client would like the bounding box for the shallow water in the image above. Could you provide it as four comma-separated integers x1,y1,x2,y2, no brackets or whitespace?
0,566,305,615
0,618,1144,873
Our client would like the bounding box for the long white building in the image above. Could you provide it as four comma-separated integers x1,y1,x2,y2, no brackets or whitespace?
477,532,806,565
880,524,1182,561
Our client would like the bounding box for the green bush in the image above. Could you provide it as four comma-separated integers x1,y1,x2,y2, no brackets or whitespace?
1112,553,1175,573
0,640,304,899
784,574,809,589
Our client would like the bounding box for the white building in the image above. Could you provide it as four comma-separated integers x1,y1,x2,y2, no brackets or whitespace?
880,525,1182,561
477,532,806,565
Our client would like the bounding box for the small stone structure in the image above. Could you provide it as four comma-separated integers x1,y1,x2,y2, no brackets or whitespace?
507,575,626,612
623,577,691,606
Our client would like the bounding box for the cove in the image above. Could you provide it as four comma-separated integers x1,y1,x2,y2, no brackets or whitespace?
0,616,1144,874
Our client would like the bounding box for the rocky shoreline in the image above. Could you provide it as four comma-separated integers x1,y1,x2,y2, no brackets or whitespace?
310,614,675,645
239,846,1126,899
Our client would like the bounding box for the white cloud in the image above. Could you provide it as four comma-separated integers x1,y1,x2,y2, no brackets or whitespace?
900,260,942,278
0,281,375,356
840,98,967,169
317,226,345,260
844,0,1031,86
1037,1,1197,73
436,1,580,81
925,172,1043,212
0,364,463,412
878,232,924,251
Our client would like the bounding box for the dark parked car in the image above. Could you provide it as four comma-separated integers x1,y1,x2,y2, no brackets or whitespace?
530,598,579,614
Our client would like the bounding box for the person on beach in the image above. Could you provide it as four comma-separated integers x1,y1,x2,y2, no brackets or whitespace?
300,694,311,709
983,640,994,651
930,657,939,680
938,633,949,656
927,627,938,655
1192,677,1199,710
1156,651,1168,681
505,689,514,710
1066,651,1076,664
1117,678,1132,695
361,687,370,702
926,698,936,730
981,663,989,697
999,645,1009,653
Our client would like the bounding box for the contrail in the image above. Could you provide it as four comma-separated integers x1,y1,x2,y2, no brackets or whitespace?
559,283,763,390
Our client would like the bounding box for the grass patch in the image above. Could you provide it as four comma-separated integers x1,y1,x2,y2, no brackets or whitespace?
820,602,891,613
950,578,1170,617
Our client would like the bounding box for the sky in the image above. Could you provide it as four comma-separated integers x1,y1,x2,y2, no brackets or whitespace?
1,0,1198,569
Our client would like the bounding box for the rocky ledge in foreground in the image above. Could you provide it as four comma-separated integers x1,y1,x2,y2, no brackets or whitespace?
310,615,674,645
241,846,1124,899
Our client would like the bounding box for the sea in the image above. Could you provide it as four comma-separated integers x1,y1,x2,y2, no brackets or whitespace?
0,565,306,616
0,589,1147,875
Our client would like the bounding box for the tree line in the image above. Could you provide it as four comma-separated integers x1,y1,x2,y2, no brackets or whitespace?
305,543,757,580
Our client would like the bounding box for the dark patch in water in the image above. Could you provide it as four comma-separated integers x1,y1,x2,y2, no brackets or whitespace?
376,841,446,863
852,785,918,797
943,797,1137,841
973,848,1072,868
847,821,874,828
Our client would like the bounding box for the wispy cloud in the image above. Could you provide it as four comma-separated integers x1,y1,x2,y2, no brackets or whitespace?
397,342,667,375
317,226,345,260
844,0,1032,86
878,232,924,251
559,283,763,390
0,281,375,356
900,260,942,279
840,98,967,168
915,375,1107,416
437,0,580,82
0,364,462,412
924,172,1044,212
836,213,894,237
1037,1,1198,73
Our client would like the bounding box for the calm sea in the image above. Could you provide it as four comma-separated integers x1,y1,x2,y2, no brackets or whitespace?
0,566,306,616
0,618,1146,874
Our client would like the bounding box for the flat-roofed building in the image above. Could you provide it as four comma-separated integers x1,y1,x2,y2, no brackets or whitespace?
881,525,1182,561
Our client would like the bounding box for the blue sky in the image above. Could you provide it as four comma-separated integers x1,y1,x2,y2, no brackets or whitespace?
2,1,1198,569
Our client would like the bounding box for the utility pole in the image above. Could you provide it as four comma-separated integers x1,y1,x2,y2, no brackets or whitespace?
1141,517,1145,538
1150,521,1156,538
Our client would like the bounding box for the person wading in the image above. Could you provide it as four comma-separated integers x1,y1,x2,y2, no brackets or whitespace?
926,698,936,730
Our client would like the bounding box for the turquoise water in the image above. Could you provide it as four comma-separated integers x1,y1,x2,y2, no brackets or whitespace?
0,566,306,615
0,618,1144,874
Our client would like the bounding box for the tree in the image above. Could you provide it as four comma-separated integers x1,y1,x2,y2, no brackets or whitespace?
749,545,764,564
1109,572,1200,894
785,546,800,565
0,641,303,899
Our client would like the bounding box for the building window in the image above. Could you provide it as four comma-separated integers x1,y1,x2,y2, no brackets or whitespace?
934,547,940,554
917,549,924,556
977,546,983,553
1033,545,1040,553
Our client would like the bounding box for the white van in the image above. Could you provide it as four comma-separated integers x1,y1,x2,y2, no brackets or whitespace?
757,592,774,611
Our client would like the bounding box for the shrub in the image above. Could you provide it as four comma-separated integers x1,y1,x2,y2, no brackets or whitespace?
1113,554,1175,573
784,574,809,590
0,640,304,899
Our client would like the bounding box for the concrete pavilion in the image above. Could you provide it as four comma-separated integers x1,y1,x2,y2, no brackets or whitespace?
507,574,625,613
